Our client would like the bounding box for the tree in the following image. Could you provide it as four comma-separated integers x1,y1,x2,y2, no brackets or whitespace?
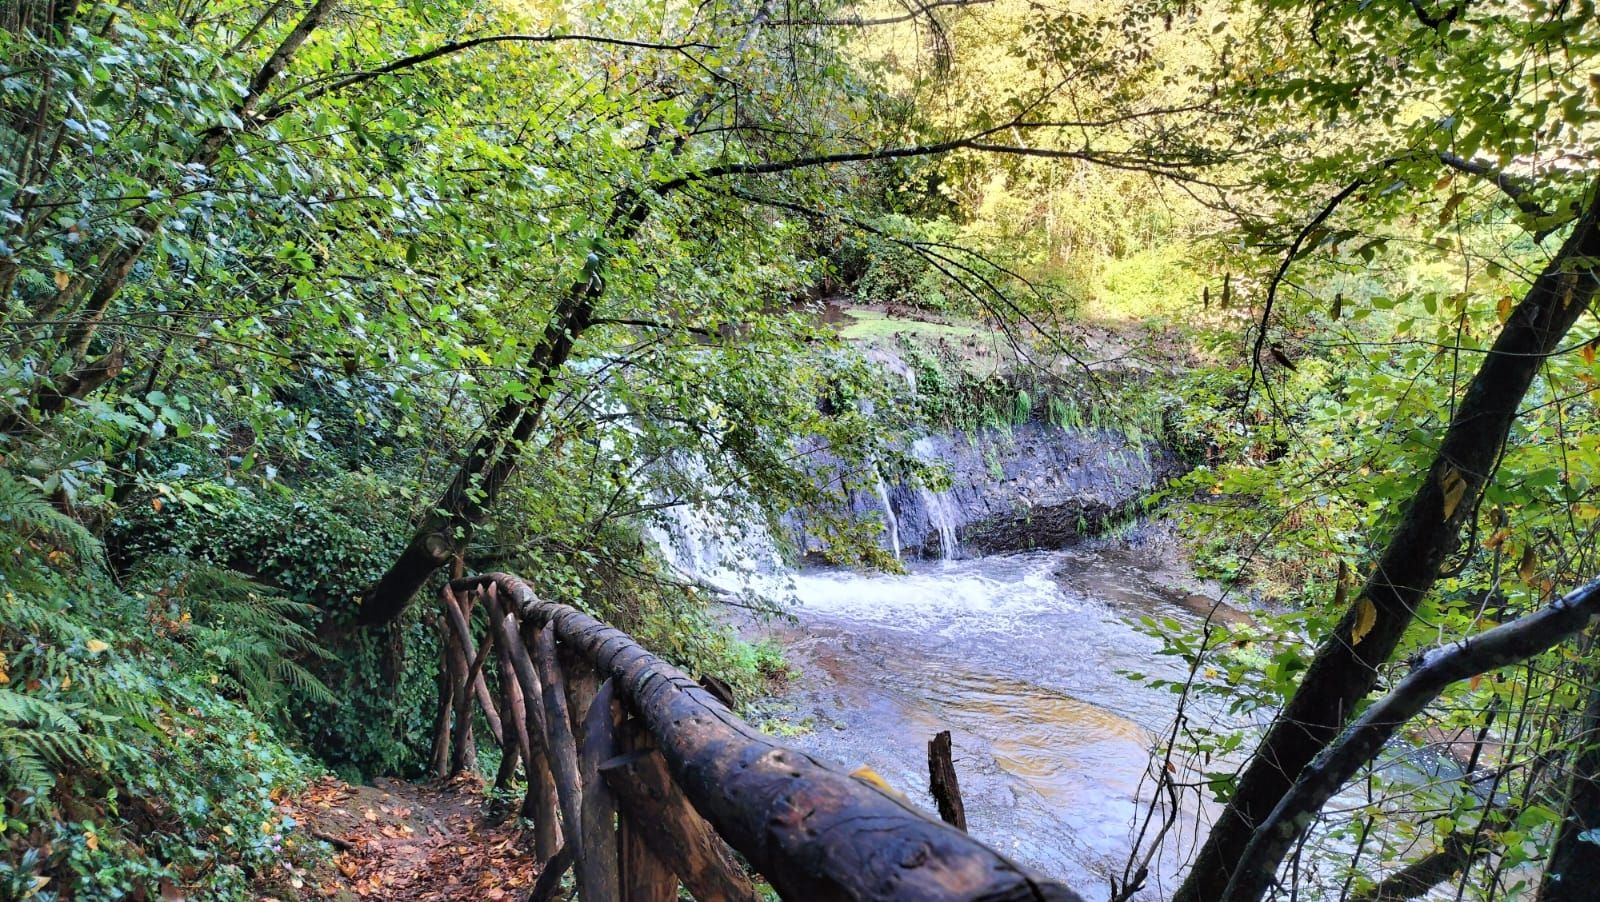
1158,0,1600,897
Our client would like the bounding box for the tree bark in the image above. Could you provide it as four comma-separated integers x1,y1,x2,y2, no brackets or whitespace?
1540,675,1600,901
1175,184,1600,902
1223,578,1600,901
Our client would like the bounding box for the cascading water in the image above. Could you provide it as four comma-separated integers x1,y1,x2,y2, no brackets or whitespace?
917,484,961,560
638,438,1231,898
871,464,902,560
641,456,787,595
910,436,962,559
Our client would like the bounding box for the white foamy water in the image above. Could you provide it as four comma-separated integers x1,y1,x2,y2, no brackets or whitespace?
790,553,1080,633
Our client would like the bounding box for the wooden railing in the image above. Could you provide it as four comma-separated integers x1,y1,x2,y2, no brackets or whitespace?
433,572,1084,901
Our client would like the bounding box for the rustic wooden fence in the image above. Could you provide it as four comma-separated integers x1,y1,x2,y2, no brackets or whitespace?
431,572,1083,901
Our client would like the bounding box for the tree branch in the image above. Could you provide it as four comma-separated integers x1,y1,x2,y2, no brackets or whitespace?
1241,174,1374,410
1221,576,1600,902
259,33,712,123
766,0,995,27
653,135,1219,194
1436,151,1569,237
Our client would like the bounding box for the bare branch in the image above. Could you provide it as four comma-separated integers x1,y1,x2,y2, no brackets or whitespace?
654,134,1221,194
259,33,713,123
767,0,995,27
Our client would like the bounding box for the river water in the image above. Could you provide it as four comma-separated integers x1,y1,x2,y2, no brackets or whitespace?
751,542,1223,900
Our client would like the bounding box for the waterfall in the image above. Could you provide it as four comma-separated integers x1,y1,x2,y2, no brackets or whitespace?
872,465,902,560
640,451,787,597
909,436,961,560
647,497,784,593
919,484,961,560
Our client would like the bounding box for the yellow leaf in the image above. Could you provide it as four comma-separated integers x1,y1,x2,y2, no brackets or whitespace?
151,498,162,512
53,271,70,291
1519,546,1538,582
1583,340,1597,366
1497,295,1514,322
850,765,906,801
1440,467,1468,520
1470,673,1483,692
1438,191,1467,226
85,830,99,851
1351,597,1377,646
85,639,109,655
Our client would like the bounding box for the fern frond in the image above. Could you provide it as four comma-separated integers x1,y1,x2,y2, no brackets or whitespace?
0,470,107,575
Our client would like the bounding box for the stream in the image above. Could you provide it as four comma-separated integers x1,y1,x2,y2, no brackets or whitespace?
752,541,1221,900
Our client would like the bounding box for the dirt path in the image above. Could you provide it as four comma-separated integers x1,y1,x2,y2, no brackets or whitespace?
259,775,548,901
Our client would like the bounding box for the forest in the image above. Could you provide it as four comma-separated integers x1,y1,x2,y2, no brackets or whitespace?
1,0,1598,899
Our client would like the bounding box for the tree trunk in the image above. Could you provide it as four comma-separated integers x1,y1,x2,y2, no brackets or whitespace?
1175,185,1600,902
1540,676,1600,901
356,279,598,624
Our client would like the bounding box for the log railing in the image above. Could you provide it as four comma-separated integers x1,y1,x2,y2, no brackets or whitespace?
433,572,1084,901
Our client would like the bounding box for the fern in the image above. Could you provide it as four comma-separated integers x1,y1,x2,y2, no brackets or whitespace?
0,470,107,576
128,555,337,709
0,470,314,898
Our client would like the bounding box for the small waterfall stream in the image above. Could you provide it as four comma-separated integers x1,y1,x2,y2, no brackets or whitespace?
871,464,902,560
917,484,961,559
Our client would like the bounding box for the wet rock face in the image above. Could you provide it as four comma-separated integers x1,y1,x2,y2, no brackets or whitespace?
792,423,1176,560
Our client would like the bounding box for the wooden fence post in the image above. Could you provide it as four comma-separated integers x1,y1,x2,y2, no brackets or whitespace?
443,587,477,774
615,702,677,902
533,623,587,892
429,613,452,778
441,586,505,747
498,609,562,860
602,718,759,902
486,589,528,795
928,730,967,832
577,679,621,902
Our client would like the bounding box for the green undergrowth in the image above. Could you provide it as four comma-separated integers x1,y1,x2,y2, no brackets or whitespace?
894,334,1169,443
836,308,985,343
0,472,321,900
